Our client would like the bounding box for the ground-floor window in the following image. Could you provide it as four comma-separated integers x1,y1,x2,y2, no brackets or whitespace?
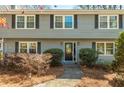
96,42,115,55
19,42,37,53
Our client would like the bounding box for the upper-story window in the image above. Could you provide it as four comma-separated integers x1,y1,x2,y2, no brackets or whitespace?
99,15,118,29
16,15,35,29
54,15,74,29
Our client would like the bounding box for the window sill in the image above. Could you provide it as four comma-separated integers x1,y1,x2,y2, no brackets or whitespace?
98,28,119,30
99,54,114,56
16,28,36,29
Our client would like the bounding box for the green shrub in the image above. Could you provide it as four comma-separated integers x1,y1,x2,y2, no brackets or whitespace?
79,48,98,67
112,32,124,86
43,48,63,67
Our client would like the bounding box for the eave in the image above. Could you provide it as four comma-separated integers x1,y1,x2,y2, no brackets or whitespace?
1,10,124,15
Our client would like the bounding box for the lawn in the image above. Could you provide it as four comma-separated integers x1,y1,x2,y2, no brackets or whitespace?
76,65,116,87
0,66,64,87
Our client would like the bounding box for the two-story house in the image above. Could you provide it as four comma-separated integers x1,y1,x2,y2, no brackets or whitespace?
0,6,123,63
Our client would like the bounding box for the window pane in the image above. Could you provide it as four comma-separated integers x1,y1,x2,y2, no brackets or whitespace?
20,43,27,53
100,22,107,28
17,16,24,21
110,16,117,28
55,16,63,28
27,16,35,28
106,49,113,54
29,43,36,53
65,16,72,28
97,43,104,54
100,16,108,28
100,16,107,22
17,16,25,28
106,43,113,48
106,43,113,54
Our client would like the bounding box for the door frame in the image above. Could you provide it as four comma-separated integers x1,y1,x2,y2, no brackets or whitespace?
63,41,77,63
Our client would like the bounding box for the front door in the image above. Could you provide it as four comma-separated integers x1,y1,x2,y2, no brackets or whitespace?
64,42,77,62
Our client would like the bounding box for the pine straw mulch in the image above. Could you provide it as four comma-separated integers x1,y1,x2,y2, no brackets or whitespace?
0,66,64,87
76,65,116,87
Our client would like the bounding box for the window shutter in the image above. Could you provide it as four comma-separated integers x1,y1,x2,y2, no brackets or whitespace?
74,15,78,29
119,15,123,29
95,15,98,29
37,42,41,54
92,42,96,50
50,15,54,29
36,15,39,29
15,42,19,53
12,15,16,29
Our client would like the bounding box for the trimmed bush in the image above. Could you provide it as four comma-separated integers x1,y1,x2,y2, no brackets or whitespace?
112,32,124,86
1,53,52,77
43,48,63,67
79,48,98,67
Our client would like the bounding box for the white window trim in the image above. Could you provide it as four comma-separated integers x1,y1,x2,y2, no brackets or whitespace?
99,15,119,29
96,42,115,56
19,41,37,53
54,15,74,29
16,15,36,29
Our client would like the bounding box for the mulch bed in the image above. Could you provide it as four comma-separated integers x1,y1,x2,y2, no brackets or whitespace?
76,66,116,87
0,66,64,87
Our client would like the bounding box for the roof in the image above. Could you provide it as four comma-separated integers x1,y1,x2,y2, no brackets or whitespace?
0,5,124,14
1,9,124,15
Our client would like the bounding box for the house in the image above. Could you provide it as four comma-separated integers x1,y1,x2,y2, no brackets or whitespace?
0,5,123,63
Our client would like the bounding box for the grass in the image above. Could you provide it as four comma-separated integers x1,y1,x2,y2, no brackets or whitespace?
0,66,64,87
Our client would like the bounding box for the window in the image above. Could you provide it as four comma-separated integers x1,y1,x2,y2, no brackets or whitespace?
16,16,25,28
29,42,37,53
20,42,27,53
106,43,114,55
99,15,118,29
109,16,118,28
99,16,107,28
96,42,115,55
65,16,73,28
19,42,37,53
27,16,35,28
16,15,35,29
97,43,104,54
55,16,63,28
54,15,73,29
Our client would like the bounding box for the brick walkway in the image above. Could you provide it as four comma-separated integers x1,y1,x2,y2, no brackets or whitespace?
34,64,83,87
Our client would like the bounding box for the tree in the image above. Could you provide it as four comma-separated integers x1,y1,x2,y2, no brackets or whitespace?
75,5,123,10
112,32,124,86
